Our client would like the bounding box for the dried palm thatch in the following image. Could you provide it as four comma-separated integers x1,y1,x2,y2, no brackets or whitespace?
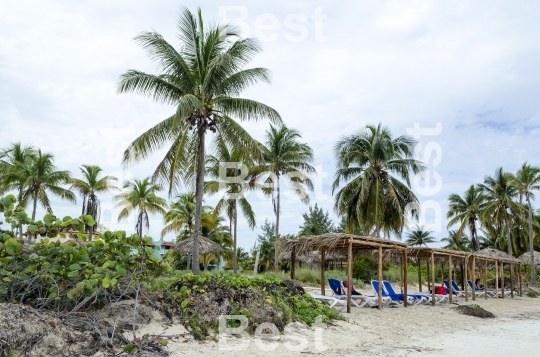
279,250,346,263
280,233,407,257
383,247,472,265
518,251,540,267
476,248,520,263
175,235,224,255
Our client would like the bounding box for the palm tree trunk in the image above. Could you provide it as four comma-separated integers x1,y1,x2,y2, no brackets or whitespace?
17,187,24,239
82,194,86,216
31,193,38,221
527,195,536,285
274,175,280,272
506,215,513,257
233,200,238,274
192,127,206,275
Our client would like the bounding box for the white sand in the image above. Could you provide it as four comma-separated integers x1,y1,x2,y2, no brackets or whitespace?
154,287,540,357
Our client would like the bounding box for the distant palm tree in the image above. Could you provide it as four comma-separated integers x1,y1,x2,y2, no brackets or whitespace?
205,137,257,273
405,225,436,246
202,215,233,271
333,123,423,239
447,185,486,251
11,150,75,221
252,125,315,271
70,165,118,240
161,192,213,240
117,7,281,274
114,178,167,237
0,142,37,237
479,168,522,256
509,163,540,284
441,230,472,251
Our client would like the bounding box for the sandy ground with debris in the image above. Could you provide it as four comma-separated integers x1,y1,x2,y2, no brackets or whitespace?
133,285,540,357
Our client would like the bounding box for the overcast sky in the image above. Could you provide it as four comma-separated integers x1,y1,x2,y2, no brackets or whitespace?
1,0,539,249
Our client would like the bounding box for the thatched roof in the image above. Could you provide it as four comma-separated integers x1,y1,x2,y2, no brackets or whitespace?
383,247,472,265
174,236,224,255
280,233,407,257
518,251,540,267
279,250,346,263
476,248,519,263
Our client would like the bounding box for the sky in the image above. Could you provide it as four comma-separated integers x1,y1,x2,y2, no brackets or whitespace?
1,0,539,250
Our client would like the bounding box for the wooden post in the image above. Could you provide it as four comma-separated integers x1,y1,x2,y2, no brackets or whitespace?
464,257,469,302
417,258,422,292
403,248,408,307
253,244,261,276
320,248,325,296
518,264,523,297
378,245,383,310
510,263,514,299
495,260,499,299
484,259,488,300
290,246,296,280
500,261,505,299
347,240,352,313
472,256,476,301
400,256,404,294
431,251,435,306
448,255,453,304
426,258,431,292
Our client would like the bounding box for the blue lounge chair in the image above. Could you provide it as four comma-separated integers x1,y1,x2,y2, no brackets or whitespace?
466,280,490,297
327,279,375,307
371,280,422,305
466,280,510,298
444,280,466,297
381,280,430,304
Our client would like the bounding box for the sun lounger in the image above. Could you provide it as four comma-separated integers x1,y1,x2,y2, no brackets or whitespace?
327,279,381,307
309,292,346,310
371,280,422,305
339,280,393,306
444,280,467,297
380,280,431,304
466,280,512,298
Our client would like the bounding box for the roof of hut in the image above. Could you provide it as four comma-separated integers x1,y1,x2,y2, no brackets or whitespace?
280,233,407,257
476,248,520,263
383,247,471,264
518,251,540,266
174,236,224,255
279,250,346,263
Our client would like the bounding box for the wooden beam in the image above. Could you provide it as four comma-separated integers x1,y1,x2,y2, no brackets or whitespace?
472,256,476,301
347,239,352,313
449,255,453,304
378,245,383,310
518,264,523,297
464,256,469,302
403,248,408,308
431,251,435,306
510,263,514,299
500,261,505,299
484,259,488,300
290,246,296,280
320,248,325,296
417,258,422,292
400,255,404,294
495,260,499,299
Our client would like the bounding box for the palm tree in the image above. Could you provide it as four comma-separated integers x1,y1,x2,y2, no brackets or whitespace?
117,7,281,274
441,230,472,251
252,125,315,271
405,225,436,246
161,192,213,240
447,185,486,251
205,137,257,273
332,123,423,239
114,178,167,237
8,150,75,221
479,168,522,256
69,165,118,240
509,163,540,284
0,143,37,237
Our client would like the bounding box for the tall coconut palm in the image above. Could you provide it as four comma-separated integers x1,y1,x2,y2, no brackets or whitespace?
509,163,540,284
69,165,118,240
205,136,257,273
479,168,521,256
0,143,37,237
405,225,436,246
114,178,167,237
10,150,75,221
252,125,315,271
161,192,213,240
117,7,281,274
441,230,472,251
447,185,486,251
332,123,423,239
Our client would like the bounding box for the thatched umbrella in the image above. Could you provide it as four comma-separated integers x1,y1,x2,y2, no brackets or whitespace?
477,248,515,261
518,251,540,268
175,236,224,271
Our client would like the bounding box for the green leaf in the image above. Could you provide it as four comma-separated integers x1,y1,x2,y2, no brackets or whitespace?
158,338,167,346
69,263,81,271
123,344,138,353
5,238,22,255
27,224,38,234
181,299,189,309
102,277,111,288
115,265,127,277
43,214,54,225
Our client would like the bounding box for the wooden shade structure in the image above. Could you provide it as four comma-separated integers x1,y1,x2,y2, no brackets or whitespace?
174,235,224,255
280,233,408,312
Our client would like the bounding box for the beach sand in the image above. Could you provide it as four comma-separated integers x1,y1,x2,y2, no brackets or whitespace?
148,285,540,357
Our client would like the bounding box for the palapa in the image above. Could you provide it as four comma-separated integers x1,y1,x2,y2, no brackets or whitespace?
518,251,540,267
174,235,224,255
